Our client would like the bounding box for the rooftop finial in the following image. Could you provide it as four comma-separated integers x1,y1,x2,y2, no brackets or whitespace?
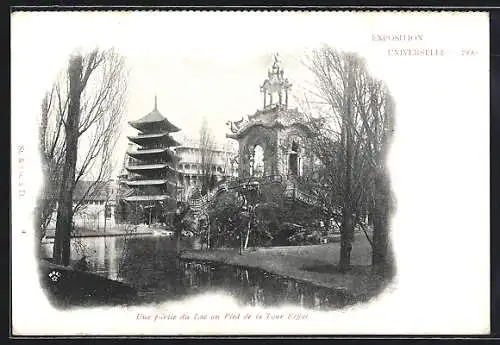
154,94,157,110
273,53,280,69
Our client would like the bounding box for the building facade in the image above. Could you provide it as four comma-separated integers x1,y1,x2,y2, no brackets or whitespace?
121,97,181,224
46,179,118,231
173,134,238,201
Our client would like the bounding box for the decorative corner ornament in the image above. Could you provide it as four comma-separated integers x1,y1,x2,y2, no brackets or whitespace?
48,270,62,282
225,117,246,134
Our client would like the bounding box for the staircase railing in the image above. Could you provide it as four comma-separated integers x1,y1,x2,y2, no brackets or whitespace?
284,177,323,208
188,175,284,213
188,174,325,213
188,181,230,213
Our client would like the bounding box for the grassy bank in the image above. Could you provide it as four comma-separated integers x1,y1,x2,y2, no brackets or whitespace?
180,231,393,300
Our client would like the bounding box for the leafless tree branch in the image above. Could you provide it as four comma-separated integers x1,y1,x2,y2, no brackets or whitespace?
37,47,128,264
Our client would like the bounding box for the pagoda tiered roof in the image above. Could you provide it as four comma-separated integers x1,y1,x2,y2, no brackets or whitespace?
127,132,180,146
125,163,176,172
125,179,176,187
126,147,179,161
128,107,180,133
124,195,175,202
121,97,181,207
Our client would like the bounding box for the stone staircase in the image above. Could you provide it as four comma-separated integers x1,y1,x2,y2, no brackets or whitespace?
284,185,322,207
188,174,324,215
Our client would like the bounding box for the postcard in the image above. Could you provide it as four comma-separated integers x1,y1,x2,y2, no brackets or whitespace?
11,10,490,335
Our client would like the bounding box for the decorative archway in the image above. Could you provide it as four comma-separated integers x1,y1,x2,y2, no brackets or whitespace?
288,140,299,176
288,138,304,177
250,144,265,177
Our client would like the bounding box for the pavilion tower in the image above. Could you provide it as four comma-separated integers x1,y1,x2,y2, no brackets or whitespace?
124,96,181,225
226,54,313,181
223,54,325,234
260,53,293,110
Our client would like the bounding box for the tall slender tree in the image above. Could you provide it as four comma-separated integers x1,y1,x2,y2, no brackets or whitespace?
53,55,83,265
302,46,395,270
199,116,216,195
35,88,65,258
45,48,128,265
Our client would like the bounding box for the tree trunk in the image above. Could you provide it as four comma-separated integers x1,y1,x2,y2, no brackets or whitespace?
175,228,181,254
239,232,244,255
244,220,251,250
339,61,355,272
174,207,183,255
104,205,107,234
217,225,221,249
34,203,43,259
37,99,50,260
207,215,211,250
340,205,354,271
372,170,390,267
53,55,82,266
372,97,394,270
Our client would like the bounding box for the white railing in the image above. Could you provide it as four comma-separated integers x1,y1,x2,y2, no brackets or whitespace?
188,174,323,214
295,189,321,207
284,184,321,208
187,176,256,213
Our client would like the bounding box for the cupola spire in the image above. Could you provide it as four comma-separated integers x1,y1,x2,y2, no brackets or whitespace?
260,53,292,110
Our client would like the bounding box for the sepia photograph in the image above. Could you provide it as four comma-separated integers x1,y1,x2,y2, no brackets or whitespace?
11,10,489,335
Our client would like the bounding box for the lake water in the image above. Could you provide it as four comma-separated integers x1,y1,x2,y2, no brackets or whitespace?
41,236,353,310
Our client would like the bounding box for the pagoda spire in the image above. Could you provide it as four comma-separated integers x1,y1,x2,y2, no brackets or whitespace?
154,94,158,110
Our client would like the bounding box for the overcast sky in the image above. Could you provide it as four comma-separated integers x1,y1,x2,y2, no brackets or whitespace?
11,11,488,179
12,11,490,334
11,11,452,176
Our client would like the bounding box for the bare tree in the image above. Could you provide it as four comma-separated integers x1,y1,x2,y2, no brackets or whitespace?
48,48,128,265
354,79,396,269
35,88,66,258
199,116,216,195
102,182,114,233
301,46,394,271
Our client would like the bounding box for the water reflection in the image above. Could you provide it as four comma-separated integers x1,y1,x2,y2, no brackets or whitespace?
173,261,353,310
42,236,130,282
42,236,354,310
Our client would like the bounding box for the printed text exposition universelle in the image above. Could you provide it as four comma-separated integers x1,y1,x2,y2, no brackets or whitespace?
372,33,444,57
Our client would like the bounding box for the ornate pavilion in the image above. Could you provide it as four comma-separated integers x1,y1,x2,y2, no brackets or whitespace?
226,54,316,186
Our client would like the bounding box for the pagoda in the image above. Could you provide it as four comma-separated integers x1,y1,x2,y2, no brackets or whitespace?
124,96,181,225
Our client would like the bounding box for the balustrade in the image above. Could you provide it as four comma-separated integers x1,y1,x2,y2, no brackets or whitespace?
127,159,173,167
187,173,324,214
